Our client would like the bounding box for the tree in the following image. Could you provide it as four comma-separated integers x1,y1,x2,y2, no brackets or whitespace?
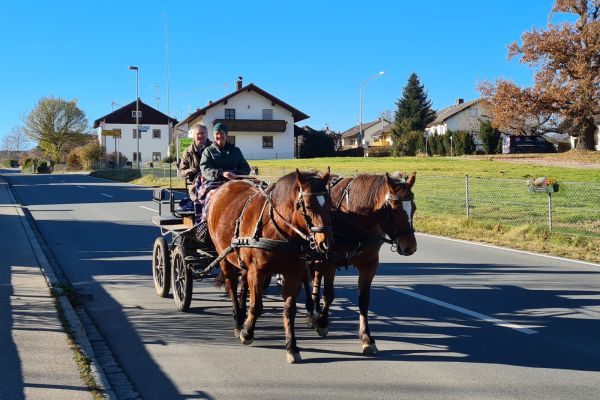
392,73,436,155
479,0,600,150
479,120,503,154
23,96,89,167
2,126,31,159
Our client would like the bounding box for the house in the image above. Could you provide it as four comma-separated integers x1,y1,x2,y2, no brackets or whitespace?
176,78,309,160
93,100,178,165
425,98,489,150
340,119,392,149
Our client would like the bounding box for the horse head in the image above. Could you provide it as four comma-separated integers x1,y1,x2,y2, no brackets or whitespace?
293,168,334,253
379,172,417,256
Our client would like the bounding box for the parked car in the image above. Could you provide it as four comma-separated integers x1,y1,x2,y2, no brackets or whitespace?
502,135,557,154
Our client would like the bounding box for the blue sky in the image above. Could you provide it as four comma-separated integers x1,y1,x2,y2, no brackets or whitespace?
0,0,558,148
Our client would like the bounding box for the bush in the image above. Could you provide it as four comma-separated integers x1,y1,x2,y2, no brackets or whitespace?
1,160,16,167
450,131,476,156
479,120,502,154
393,131,425,156
298,132,335,158
334,147,364,157
67,149,82,169
37,160,50,174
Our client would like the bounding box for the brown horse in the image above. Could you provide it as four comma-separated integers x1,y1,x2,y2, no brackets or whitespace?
309,172,417,355
208,170,333,363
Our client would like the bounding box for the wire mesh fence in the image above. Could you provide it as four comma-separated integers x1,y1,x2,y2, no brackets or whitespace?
414,176,600,239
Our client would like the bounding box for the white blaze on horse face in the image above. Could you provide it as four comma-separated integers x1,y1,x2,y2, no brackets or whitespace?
402,201,413,225
317,195,326,207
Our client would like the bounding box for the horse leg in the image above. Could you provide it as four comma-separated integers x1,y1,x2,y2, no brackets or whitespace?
304,264,317,329
222,261,244,338
239,269,248,322
357,261,378,355
282,269,303,363
240,267,264,346
315,264,335,337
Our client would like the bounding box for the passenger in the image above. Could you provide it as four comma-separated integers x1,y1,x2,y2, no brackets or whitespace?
196,123,250,241
178,123,211,203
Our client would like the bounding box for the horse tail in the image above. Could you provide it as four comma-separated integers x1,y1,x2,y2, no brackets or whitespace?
214,270,226,289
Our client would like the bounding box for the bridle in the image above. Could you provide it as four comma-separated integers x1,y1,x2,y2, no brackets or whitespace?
381,192,415,239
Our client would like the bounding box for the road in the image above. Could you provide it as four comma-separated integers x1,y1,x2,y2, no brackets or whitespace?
5,171,600,400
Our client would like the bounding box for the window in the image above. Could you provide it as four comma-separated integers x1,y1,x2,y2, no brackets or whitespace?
132,129,138,139
152,129,161,139
262,109,273,120
152,152,161,161
227,135,236,145
262,136,273,149
350,139,356,146
225,108,236,119
131,110,142,118
132,152,141,162
470,108,478,117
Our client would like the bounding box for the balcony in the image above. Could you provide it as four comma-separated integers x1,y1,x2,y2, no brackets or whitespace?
212,119,287,133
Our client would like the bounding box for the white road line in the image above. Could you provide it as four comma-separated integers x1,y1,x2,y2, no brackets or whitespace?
139,206,158,213
390,287,538,335
76,185,85,189
100,193,114,198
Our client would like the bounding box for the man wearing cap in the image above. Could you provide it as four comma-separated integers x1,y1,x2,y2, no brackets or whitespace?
178,123,211,202
200,122,250,183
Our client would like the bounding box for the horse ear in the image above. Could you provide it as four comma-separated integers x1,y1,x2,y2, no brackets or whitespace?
407,172,416,188
322,166,331,184
295,168,303,184
385,172,393,187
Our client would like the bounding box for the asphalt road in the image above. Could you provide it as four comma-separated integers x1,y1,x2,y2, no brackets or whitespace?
6,171,600,400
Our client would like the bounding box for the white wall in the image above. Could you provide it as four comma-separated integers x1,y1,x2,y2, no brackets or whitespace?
191,90,296,160
97,122,171,163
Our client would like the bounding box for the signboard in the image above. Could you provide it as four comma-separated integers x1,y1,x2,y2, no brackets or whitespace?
179,137,192,157
139,125,150,132
101,129,122,138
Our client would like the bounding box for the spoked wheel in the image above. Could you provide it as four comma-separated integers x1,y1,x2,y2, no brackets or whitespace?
152,237,171,298
171,245,193,312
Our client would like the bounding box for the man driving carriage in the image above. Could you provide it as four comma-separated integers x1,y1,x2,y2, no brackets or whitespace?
195,123,251,243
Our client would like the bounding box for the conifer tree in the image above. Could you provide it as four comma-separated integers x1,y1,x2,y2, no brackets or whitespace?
392,73,436,154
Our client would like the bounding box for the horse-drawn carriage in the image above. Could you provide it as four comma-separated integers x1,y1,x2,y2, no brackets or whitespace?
149,169,418,362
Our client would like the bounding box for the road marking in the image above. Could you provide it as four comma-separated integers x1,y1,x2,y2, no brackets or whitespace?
139,206,158,213
390,287,538,335
100,193,114,198
76,185,85,189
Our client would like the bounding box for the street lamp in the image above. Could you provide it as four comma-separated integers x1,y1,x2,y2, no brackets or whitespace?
359,71,385,153
128,65,140,169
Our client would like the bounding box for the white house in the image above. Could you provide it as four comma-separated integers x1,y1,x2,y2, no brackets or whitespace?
93,100,178,165
176,79,309,160
340,119,392,148
425,98,489,137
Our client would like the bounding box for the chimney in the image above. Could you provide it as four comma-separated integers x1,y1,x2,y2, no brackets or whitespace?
456,98,464,105
236,76,243,90
208,100,213,105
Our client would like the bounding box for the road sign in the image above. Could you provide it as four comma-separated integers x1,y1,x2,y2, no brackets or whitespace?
101,129,122,138
140,125,150,132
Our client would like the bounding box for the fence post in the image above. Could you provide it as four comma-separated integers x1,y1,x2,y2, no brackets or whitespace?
465,175,470,221
548,192,553,231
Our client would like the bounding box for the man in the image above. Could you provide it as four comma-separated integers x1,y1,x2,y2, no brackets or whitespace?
179,123,211,202
196,123,250,243
200,122,250,183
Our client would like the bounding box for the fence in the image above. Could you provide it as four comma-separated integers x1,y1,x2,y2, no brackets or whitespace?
414,176,600,239
131,166,600,240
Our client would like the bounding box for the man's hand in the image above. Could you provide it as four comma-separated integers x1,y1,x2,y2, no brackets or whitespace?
186,169,198,180
222,171,238,180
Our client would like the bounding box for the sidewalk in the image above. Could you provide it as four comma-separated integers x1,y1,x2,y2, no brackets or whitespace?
0,172,95,400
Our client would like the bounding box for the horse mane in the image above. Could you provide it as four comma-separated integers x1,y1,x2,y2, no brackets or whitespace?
269,171,323,203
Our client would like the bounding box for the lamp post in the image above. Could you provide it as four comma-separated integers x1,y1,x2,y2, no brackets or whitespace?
450,135,454,157
128,65,140,169
359,71,385,153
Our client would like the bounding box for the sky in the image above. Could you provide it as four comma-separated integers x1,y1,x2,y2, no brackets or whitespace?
0,0,561,149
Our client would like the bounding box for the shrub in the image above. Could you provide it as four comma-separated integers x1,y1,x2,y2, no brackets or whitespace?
479,120,502,154
298,132,335,158
37,160,50,173
67,149,82,169
393,131,425,156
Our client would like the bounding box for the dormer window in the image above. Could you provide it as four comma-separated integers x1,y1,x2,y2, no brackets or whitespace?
262,109,273,120
132,110,142,118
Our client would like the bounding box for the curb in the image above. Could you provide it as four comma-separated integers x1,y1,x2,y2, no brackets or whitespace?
2,173,117,400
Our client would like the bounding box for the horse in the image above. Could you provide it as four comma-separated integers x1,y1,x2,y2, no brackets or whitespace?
207,170,333,363
308,172,417,355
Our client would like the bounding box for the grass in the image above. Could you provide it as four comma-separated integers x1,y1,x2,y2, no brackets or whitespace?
90,151,600,264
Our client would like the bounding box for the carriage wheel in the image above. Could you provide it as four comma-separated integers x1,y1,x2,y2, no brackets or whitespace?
152,237,171,298
171,245,193,312
263,274,272,290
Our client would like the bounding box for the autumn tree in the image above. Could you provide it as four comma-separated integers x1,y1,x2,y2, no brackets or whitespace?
23,96,89,167
479,0,600,150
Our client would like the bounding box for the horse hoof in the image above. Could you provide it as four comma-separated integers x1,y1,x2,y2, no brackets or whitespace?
234,328,241,338
315,326,328,337
240,329,254,345
286,351,302,364
361,343,378,355
306,315,316,329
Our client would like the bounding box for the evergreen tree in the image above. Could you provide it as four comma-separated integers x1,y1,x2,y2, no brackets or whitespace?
392,73,436,154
